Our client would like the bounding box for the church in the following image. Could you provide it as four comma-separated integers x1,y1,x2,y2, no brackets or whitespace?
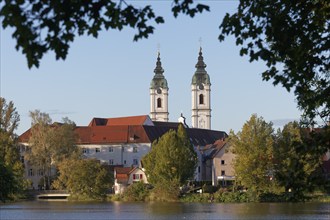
150,47,211,129
18,48,235,190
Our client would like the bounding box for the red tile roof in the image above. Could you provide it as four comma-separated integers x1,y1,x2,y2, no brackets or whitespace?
18,115,228,146
75,125,151,144
114,167,136,184
88,115,150,127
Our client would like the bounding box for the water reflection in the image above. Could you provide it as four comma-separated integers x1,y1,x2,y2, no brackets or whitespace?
0,201,329,220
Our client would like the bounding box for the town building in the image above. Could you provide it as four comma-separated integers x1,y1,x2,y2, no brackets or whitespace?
18,48,231,190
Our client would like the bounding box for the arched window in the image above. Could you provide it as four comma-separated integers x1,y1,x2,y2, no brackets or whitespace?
157,98,162,108
199,94,204,105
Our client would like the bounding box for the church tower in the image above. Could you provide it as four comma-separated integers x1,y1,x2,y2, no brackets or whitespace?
150,52,169,122
191,47,211,129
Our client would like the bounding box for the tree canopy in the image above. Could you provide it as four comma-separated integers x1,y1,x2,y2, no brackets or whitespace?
26,110,79,189
0,0,209,68
142,124,197,200
0,97,26,202
53,158,112,199
219,0,329,125
229,114,275,197
274,121,327,200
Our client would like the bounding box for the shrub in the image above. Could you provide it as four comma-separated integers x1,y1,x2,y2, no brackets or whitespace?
214,189,250,203
202,184,217,193
122,181,150,202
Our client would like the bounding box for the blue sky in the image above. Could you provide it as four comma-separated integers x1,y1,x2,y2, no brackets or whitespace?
1,1,301,135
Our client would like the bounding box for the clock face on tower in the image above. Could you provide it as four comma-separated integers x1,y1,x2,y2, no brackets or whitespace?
198,84,204,90
157,88,162,94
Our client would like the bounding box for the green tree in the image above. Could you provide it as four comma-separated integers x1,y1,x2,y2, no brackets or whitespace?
0,0,209,68
0,97,26,202
219,0,329,125
142,124,197,201
53,158,112,199
230,114,275,198
275,121,328,200
26,110,79,189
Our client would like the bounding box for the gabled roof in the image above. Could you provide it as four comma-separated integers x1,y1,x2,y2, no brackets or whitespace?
200,139,227,160
114,167,137,184
19,128,31,143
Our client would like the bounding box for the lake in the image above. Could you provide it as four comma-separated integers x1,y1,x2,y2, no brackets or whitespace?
0,201,329,220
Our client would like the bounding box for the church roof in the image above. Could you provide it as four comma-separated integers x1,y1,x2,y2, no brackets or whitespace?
143,125,227,146
88,115,152,126
75,125,151,144
19,115,227,146
150,52,168,89
192,47,211,85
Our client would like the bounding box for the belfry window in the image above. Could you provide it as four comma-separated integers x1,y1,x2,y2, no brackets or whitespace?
157,98,162,108
199,94,204,104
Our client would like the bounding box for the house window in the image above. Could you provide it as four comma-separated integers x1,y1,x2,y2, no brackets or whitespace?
124,160,126,165
198,166,200,173
38,169,43,176
83,148,89,154
133,174,143,180
199,94,204,104
20,145,26,152
221,170,225,176
20,156,24,164
96,148,101,153
221,160,225,165
109,159,114,165
133,159,138,165
133,147,138,153
157,98,162,108
109,147,114,152
28,169,34,176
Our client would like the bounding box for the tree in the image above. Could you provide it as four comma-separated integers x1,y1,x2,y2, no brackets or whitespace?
26,110,79,189
274,121,328,200
142,124,197,200
0,97,26,202
219,0,329,125
53,158,112,199
0,97,20,165
0,0,209,68
229,114,275,198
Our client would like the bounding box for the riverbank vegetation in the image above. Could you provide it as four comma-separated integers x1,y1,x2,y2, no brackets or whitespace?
0,98,29,202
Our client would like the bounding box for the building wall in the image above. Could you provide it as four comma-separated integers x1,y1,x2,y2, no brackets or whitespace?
79,143,151,167
212,145,235,186
150,88,169,122
19,143,57,189
127,169,148,185
191,84,211,129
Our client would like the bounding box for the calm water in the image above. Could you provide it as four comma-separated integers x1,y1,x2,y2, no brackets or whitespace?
0,201,329,220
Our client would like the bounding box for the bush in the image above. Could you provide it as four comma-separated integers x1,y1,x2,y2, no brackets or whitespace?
214,189,250,203
122,181,150,202
202,184,217,193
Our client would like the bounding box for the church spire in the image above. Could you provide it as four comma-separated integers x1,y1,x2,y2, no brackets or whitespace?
154,52,164,75
150,51,169,122
195,47,207,72
191,47,211,130
150,52,168,89
192,47,210,85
